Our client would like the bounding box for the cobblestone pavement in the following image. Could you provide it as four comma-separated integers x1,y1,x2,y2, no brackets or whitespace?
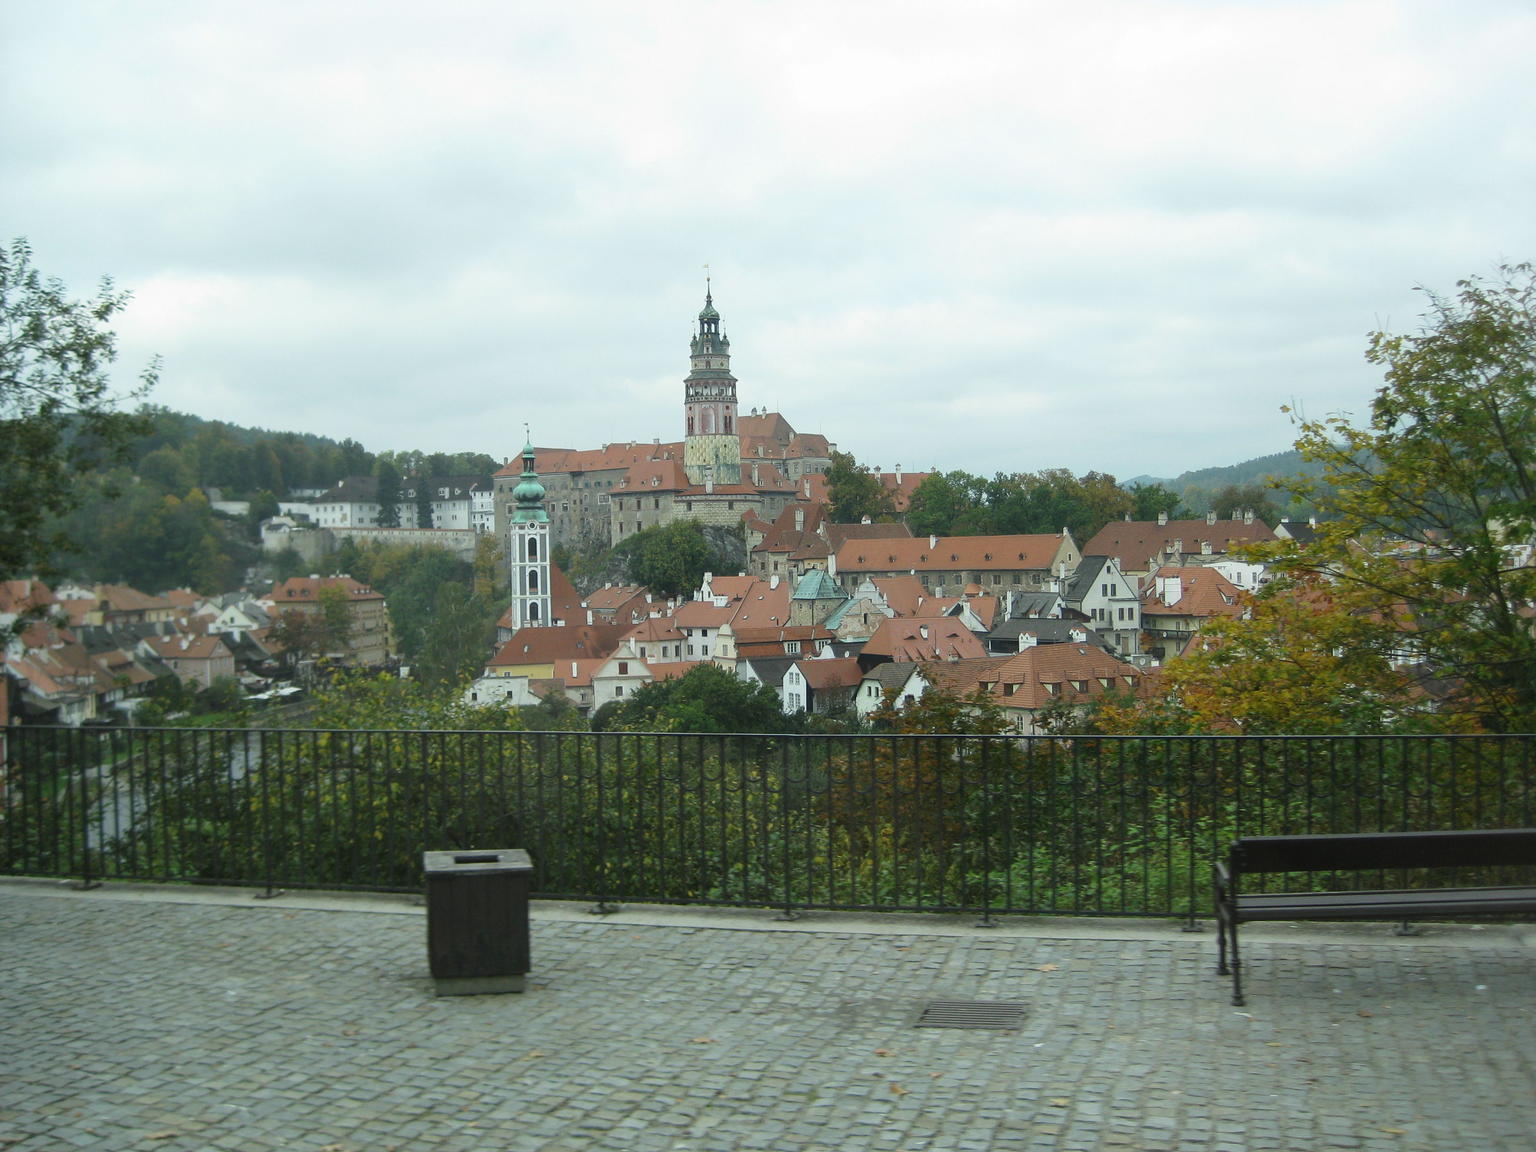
2,879,1533,1152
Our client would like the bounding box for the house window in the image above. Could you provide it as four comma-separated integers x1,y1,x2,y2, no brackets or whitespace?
618,661,629,675
615,685,624,697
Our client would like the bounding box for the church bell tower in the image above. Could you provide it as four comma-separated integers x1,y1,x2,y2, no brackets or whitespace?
683,279,742,486
506,436,552,628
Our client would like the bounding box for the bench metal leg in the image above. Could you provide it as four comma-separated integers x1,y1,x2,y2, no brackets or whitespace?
1229,925,1245,1006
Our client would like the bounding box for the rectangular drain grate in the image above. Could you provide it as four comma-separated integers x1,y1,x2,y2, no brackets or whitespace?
914,1000,1028,1030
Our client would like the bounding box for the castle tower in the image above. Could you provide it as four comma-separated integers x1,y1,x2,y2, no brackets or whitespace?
506,437,552,628
683,280,742,486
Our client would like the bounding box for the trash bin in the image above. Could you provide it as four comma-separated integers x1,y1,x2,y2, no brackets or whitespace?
423,848,532,995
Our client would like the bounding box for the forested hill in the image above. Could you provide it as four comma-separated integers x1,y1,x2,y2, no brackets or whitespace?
124,406,500,497
44,406,500,593
1129,449,1323,494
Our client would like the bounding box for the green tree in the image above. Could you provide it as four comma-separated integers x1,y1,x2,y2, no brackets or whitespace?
905,470,979,537
1210,481,1280,525
317,584,355,656
413,473,434,530
415,582,498,686
1274,263,1536,731
825,450,896,523
374,459,402,527
247,489,281,534
618,519,716,599
595,663,793,733
0,238,156,585
1126,482,1187,522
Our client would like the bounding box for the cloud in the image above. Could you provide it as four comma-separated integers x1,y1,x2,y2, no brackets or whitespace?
2,0,1533,480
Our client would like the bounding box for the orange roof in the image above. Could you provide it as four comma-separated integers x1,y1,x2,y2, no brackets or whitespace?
835,533,1069,573
616,458,690,492
0,579,56,616
268,576,383,603
1140,567,1245,619
488,622,630,667
863,576,930,617
794,657,863,690
1083,517,1276,571
495,441,685,480
146,634,229,661
863,618,989,663
620,616,686,645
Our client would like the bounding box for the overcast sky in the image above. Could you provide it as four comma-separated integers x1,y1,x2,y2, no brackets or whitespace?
5,1,1533,482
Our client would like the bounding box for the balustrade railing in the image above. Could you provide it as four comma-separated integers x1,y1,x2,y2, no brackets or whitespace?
3,726,1533,920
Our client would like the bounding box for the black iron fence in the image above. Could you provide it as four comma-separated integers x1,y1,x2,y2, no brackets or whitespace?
3,726,1534,920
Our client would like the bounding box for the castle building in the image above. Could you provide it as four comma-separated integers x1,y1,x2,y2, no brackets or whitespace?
505,438,552,628
491,284,834,551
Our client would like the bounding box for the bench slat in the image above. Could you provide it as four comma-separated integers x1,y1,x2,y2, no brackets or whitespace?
1234,885,1536,922
1234,828,1536,873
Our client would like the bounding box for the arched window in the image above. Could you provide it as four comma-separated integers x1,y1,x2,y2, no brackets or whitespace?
528,538,538,560
528,572,539,592
529,603,540,621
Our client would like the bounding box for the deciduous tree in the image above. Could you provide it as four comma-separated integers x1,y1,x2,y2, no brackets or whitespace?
1274,263,1536,730
825,450,896,523
1,239,156,584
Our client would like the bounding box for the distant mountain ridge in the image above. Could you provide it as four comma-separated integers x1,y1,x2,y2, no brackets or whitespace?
1127,449,1322,493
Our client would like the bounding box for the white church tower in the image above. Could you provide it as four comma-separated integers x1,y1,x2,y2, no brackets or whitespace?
506,437,552,628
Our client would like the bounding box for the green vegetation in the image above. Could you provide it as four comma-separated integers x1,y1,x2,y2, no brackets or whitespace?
0,238,156,588
329,539,505,684
1274,263,1536,732
824,450,897,523
611,519,735,599
591,663,795,734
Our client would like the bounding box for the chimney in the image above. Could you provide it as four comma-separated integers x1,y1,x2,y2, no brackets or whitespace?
929,534,939,549
803,477,811,498
1157,511,1168,526
895,463,902,484
1206,510,1217,525
919,624,929,641
1159,575,1182,606
586,609,593,625
770,574,780,590
1243,508,1254,525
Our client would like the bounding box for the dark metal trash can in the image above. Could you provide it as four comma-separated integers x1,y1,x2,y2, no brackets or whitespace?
423,848,532,995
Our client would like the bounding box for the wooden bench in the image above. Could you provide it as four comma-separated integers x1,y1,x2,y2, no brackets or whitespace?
1212,828,1536,1005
